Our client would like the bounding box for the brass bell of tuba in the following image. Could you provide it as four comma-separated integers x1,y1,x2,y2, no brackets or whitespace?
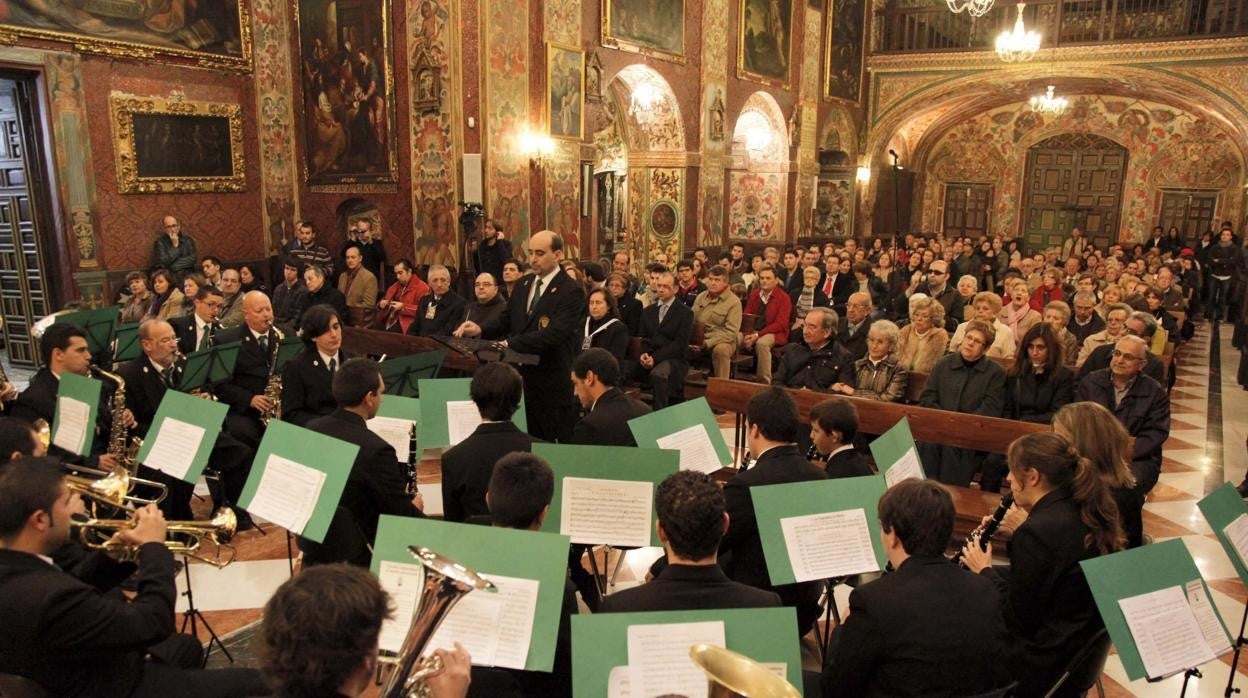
689,644,803,698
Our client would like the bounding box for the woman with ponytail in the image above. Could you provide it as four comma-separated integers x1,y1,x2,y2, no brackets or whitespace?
961,431,1124,697
1053,402,1144,549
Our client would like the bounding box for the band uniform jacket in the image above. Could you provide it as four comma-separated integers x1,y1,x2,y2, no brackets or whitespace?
824,448,874,479
211,325,281,418
409,291,468,337
337,266,379,327
568,387,652,447
440,421,539,523
169,313,219,357
600,564,781,613
639,300,694,365
281,348,355,427
773,340,855,391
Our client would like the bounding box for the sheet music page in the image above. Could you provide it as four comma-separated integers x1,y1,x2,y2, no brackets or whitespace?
1185,579,1232,656
53,396,89,455
656,424,723,474
420,485,444,517
626,621,725,698
761,662,787,679
560,477,653,547
455,573,540,670
607,665,632,698
426,581,503,666
246,454,327,534
377,560,425,654
367,416,413,462
1223,514,1248,569
143,418,206,480
780,508,880,582
446,400,482,446
1118,585,1216,679
884,447,924,488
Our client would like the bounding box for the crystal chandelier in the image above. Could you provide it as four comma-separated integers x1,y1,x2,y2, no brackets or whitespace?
996,4,1041,62
1030,85,1068,115
947,0,995,18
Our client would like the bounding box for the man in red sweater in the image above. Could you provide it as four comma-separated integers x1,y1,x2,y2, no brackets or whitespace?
742,266,792,383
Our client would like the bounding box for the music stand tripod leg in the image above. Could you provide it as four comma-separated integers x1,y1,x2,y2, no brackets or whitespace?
179,556,233,666
1224,597,1248,697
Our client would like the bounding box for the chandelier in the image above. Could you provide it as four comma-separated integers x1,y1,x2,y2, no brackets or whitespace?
996,3,1041,62
629,82,661,122
947,0,994,18
1030,85,1069,115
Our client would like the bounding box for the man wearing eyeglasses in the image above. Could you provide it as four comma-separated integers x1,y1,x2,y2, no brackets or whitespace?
150,215,197,279
1074,335,1170,493
924,261,964,332
464,272,506,329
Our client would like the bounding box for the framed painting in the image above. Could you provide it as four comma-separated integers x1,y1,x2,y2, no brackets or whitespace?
0,1,251,71
295,0,400,191
601,0,686,63
110,94,245,194
737,0,794,89
824,0,868,104
548,43,584,141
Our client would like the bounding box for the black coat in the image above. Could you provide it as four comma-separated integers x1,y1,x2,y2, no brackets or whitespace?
1066,314,1106,348
788,287,831,323
1076,343,1166,384
473,238,513,288
168,313,220,355
639,300,694,365
616,294,643,336
1074,370,1170,493
919,354,1006,487
440,421,538,523
821,272,855,310
568,388,651,447
822,555,1008,697
836,316,875,362
773,340,855,391
584,316,629,362
824,448,874,479
600,564,781,613
9,368,112,461
211,325,281,418
1003,367,1075,423
410,291,468,337
307,285,349,321
281,348,353,427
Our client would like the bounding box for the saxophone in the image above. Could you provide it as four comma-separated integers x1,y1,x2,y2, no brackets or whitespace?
90,365,141,473
260,326,284,426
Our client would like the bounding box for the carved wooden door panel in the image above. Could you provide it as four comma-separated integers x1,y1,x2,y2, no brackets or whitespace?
1022,133,1126,253
1159,191,1218,241
942,183,991,238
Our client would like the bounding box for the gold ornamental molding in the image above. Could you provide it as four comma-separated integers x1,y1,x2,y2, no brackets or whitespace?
109,92,247,194
630,151,701,168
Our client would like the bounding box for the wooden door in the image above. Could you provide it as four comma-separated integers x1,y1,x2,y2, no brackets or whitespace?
1022,133,1126,252
1159,191,1217,241
942,183,991,238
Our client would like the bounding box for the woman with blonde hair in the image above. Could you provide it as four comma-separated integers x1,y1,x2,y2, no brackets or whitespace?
1052,402,1143,548
895,294,948,374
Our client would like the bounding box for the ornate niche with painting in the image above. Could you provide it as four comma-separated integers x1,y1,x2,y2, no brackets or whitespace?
296,0,399,191
601,0,686,62
548,43,585,141
824,0,867,104
738,0,794,89
110,94,245,194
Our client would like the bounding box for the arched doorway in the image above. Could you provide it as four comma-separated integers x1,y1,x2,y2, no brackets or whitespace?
1021,133,1127,251
726,92,789,242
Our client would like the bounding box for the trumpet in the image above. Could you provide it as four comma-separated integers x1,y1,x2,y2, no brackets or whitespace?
63,462,168,508
72,507,237,568
689,644,802,698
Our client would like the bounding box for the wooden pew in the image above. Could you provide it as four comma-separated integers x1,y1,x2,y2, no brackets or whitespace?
341,327,482,374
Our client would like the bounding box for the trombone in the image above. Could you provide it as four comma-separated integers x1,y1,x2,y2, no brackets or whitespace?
72,507,238,569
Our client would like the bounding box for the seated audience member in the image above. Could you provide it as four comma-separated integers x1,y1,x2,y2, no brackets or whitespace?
238,263,268,295
720,388,827,634
674,259,706,307
283,220,336,281
200,255,223,288
1054,402,1144,549
582,287,629,361
410,264,467,337
807,398,872,478
569,348,651,447
281,304,352,427
789,266,830,332
1075,302,1131,365
923,260,965,332
1076,311,1166,383
602,470,780,613
895,294,949,374
606,271,643,335
1067,291,1105,347
1029,269,1064,311
999,278,1042,351
1074,335,1169,493
272,257,309,330
0,458,271,698
1042,300,1080,363
1143,285,1181,343
148,269,185,321
948,291,1016,360
919,320,1006,486
742,266,792,383
120,270,153,324
636,270,694,409
773,307,854,391
836,292,877,361
216,268,246,328
180,272,208,316
955,274,979,321
852,260,889,310
692,265,743,379
961,432,1124,698
441,363,537,523
304,263,350,321
821,480,1007,697
259,564,470,698
376,259,429,333
832,319,908,402
501,258,524,300
464,273,507,330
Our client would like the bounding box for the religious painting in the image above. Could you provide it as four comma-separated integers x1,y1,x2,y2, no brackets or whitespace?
601,0,686,63
0,0,251,70
547,43,584,141
649,200,680,237
737,0,794,89
296,0,400,191
824,0,867,104
109,94,245,194
411,47,440,113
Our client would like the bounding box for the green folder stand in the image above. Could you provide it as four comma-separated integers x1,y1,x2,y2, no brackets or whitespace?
133,389,229,484
58,306,120,363
372,515,571,671
175,341,241,393
1198,483,1248,695
416,377,527,453
236,420,359,543
52,372,103,457
380,350,446,398
627,397,734,474
868,416,926,485
571,607,803,697
112,322,142,364
1081,537,1233,683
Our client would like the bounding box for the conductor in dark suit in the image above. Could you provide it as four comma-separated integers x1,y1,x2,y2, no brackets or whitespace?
821,480,1008,697
455,230,587,442
636,270,694,409
568,348,651,447
301,358,425,567
169,285,224,355
280,304,353,427
211,291,282,450
440,362,538,523
602,470,780,613
720,387,827,634
408,264,467,337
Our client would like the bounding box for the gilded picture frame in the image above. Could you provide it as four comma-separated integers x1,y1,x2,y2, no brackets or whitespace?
823,0,868,104
0,1,252,71
737,0,794,90
600,0,686,64
109,94,246,194
547,42,585,142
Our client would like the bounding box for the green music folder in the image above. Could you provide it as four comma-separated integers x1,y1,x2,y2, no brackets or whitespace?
237,420,359,542
571,607,802,697
1198,483,1248,585
868,416,926,486
134,389,229,484
176,341,242,392
112,322,142,363
627,397,733,474
1081,537,1233,681
371,515,571,672
532,443,678,548
372,394,421,464
753,475,888,586
416,377,527,451
380,350,445,398
52,372,102,457
58,306,119,358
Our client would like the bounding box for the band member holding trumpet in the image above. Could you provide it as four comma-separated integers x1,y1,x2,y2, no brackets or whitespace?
281,304,352,427
213,291,282,450
0,457,270,697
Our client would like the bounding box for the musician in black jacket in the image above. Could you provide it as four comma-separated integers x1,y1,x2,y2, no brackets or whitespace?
0,458,269,698
569,349,651,447
822,480,1008,697
169,285,224,355
212,291,282,450
636,271,694,409
281,304,352,427
409,264,468,337
807,398,873,479
300,359,424,567
773,307,855,391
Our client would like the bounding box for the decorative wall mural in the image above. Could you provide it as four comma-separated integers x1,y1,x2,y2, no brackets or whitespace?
485,0,531,257
109,94,245,194
812,177,853,237
547,43,584,140
649,201,679,235
408,0,459,267
699,168,726,246
45,52,101,269
738,0,794,88
252,0,300,252
697,0,730,250
824,0,866,103
601,0,686,62
729,171,785,240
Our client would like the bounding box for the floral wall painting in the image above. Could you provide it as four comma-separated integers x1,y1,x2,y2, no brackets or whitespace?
812,177,853,237
824,0,867,103
738,0,793,89
548,43,585,141
601,0,686,62
296,0,399,189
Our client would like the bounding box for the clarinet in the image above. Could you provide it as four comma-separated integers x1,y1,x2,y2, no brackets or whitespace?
805,442,828,465
951,492,1014,568
405,421,419,496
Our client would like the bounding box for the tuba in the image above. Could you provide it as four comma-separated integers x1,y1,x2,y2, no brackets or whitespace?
379,546,496,698
689,644,802,698
260,326,284,425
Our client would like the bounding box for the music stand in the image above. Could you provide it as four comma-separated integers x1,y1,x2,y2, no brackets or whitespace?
175,341,242,393
272,336,304,374
179,557,232,666
112,322,142,365
59,307,120,366
379,350,445,398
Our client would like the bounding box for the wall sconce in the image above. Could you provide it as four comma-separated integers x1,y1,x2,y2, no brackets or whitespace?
856,165,871,183
520,131,555,169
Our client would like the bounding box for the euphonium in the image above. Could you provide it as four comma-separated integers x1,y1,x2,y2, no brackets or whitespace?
380,546,497,698
689,644,802,698
73,507,237,568
260,326,284,426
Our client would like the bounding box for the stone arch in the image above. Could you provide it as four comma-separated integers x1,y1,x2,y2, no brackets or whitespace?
605,65,686,153
723,91,791,243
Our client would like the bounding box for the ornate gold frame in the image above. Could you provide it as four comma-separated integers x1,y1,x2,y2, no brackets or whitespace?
736,0,794,90
0,2,252,72
110,94,246,194
823,0,868,104
547,42,585,142
600,0,687,64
